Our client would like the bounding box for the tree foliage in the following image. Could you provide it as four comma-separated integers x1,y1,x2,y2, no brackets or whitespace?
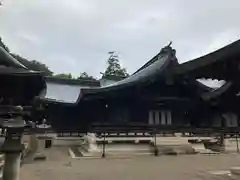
11,54,53,76
54,73,73,79
102,52,129,78
78,72,96,80
0,37,53,75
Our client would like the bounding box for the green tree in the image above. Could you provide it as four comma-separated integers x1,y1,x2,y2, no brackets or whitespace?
102,51,129,77
54,73,73,79
77,72,96,80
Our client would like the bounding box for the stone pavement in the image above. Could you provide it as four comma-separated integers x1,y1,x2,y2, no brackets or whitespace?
19,150,240,180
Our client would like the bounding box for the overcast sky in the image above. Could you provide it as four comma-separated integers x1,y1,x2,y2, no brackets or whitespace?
0,0,239,78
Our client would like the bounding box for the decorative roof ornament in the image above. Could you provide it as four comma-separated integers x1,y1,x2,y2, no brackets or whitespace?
157,41,177,65
159,41,174,55
167,41,172,47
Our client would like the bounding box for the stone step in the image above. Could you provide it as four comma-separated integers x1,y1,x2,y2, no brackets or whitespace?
230,167,240,176
70,145,153,158
206,170,232,180
198,167,240,180
74,144,199,158
72,149,152,159
156,144,197,155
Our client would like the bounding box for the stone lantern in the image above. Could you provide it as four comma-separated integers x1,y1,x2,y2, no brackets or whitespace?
0,106,26,180
0,47,46,180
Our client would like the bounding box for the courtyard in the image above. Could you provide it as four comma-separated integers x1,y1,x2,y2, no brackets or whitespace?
20,147,240,180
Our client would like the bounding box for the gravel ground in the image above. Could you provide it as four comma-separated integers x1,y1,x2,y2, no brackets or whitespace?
19,147,240,180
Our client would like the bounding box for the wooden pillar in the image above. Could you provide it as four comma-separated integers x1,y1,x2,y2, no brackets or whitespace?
102,102,108,158
102,132,106,158
236,135,239,153
153,131,158,156
219,134,225,152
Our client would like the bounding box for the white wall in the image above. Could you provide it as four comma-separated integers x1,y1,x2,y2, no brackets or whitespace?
100,79,118,86
46,82,90,103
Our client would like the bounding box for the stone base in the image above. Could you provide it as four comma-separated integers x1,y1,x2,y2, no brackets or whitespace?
87,144,101,153
33,153,47,161
206,170,232,180
70,143,153,158
231,167,240,176
197,167,240,180
155,144,197,155
22,135,49,163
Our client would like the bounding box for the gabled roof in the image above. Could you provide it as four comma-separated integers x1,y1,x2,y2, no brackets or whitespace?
134,42,177,74
172,39,240,78
38,43,215,105
169,40,240,101
78,45,177,101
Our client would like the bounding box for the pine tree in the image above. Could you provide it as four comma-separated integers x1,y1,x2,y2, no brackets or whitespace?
103,52,129,77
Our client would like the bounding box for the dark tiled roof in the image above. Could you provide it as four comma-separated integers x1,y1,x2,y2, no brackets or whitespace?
0,46,46,100
78,45,176,100
173,39,240,76
46,76,100,87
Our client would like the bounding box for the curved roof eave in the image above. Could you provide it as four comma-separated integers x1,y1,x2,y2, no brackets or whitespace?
0,66,45,75
173,39,240,75
77,46,176,102
0,46,28,70
0,47,45,75
0,46,47,99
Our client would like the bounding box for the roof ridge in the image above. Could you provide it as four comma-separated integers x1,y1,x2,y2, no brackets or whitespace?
133,43,177,74
46,76,100,86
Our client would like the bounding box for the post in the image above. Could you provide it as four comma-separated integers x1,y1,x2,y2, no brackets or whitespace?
153,132,159,156
236,135,239,153
219,133,225,152
102,132,106,158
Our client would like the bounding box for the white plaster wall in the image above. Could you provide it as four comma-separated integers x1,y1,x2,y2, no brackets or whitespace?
100,79,117,87
45,82,91,103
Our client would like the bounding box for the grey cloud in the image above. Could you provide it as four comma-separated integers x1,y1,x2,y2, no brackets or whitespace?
0,0,240,77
